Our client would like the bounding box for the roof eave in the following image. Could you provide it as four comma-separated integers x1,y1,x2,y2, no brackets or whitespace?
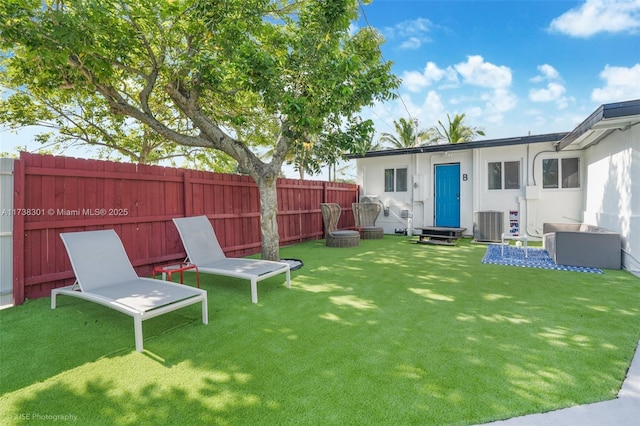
346,132,568,159
555,99,640,151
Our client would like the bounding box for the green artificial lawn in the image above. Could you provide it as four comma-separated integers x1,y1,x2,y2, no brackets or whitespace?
1,237,639,425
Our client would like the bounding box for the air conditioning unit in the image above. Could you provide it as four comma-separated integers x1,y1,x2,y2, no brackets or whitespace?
360,195,379,204
474,211,504,242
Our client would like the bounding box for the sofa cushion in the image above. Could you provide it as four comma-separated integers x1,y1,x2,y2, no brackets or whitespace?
581,224,609,233
543,222,581,233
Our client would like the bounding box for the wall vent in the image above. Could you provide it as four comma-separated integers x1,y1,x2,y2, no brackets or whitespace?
474,211,503,242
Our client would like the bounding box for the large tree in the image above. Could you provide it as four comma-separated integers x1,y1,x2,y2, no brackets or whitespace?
0,0,399,260
429,113,485,144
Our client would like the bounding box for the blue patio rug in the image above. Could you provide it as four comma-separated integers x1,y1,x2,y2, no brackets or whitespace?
482,244,603,274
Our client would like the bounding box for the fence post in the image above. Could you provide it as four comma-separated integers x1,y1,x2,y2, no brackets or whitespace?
12,157,25,305
322,181,328,203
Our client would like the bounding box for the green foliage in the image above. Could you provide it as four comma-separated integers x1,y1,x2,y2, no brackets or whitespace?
378,117,429,148
429,112,486,144
0,0,399,258
300,117,375,178
348,129,382,156
0,0,399,173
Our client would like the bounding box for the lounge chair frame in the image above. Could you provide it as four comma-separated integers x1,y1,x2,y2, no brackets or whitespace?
52,230,208,352
172,216,291,303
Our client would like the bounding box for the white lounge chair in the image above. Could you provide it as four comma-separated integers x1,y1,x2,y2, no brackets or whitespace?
172,216,291,303
52,229,208,352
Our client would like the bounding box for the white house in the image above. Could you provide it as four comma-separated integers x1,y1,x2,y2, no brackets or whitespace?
348,99,640,272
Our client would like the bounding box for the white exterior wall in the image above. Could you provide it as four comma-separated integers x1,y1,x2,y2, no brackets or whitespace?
355,140,586,238
357,150,475,234
473,145,528,235
582,125,640,272
358,154,414,233
471,143,584,238
0,158,14,308
525,148,585,234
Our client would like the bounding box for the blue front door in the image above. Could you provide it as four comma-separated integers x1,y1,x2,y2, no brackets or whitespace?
435,164,461,227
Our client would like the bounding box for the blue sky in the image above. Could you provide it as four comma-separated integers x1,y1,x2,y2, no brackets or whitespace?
1,0,639,178
359,0,640,141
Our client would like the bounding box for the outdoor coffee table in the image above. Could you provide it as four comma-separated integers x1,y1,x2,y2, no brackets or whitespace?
501,233,528,258
152,263,200,288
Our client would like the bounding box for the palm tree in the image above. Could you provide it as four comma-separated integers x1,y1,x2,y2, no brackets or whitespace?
350,132,382,155
379,117,429,148
429,113,485,144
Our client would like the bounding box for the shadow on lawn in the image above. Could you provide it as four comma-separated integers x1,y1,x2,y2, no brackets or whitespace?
0,296,204,395
2,237,640,424
8,378,242,424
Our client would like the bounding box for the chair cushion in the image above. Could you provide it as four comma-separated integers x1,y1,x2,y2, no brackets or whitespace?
332,230,360,238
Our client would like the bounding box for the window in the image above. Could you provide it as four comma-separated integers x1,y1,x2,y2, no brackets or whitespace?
384,169,394,192
384,167,408,192
488,162,502,190
543,158,580,189
504,161,520,189
561,158,580,188
396,168,408,192
542,159,558,188
488,161,520,190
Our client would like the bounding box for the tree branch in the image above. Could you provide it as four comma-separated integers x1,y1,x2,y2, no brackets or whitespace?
67,53,210,149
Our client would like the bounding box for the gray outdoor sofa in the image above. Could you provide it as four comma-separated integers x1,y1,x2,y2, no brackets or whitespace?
542,223,621,269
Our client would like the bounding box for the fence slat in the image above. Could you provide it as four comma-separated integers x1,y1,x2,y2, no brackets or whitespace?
12,152,359,304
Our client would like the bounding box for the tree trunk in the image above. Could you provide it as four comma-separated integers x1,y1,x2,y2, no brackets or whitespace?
256,172,280,261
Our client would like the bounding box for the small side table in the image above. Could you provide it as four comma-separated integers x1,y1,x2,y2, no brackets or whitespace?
501,233,528,258
152,263,200,288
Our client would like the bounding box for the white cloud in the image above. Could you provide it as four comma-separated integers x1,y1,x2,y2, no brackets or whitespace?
423,62,447,82
454,55,512,89
396,17,434,37
530,82,567,102
399,37,422,50
465,106,484,118
400,61,458,93
383,18,435,50
540,64,561,80
401,91,444,122
400,56,512,98
451,56,516,124
368,90,445,142
483,88,518,124
591,63,640,102
531,64,561,82
549,0,640,37
528,64,572,109
384,56,520,134
402,70,429,93
421,91,446,124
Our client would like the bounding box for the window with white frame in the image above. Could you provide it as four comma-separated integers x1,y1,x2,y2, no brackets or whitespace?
542,158,580,189
384,167,408,192
488,161,520,190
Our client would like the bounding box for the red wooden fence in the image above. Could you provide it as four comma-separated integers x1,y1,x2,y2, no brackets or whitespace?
11,152,359,304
